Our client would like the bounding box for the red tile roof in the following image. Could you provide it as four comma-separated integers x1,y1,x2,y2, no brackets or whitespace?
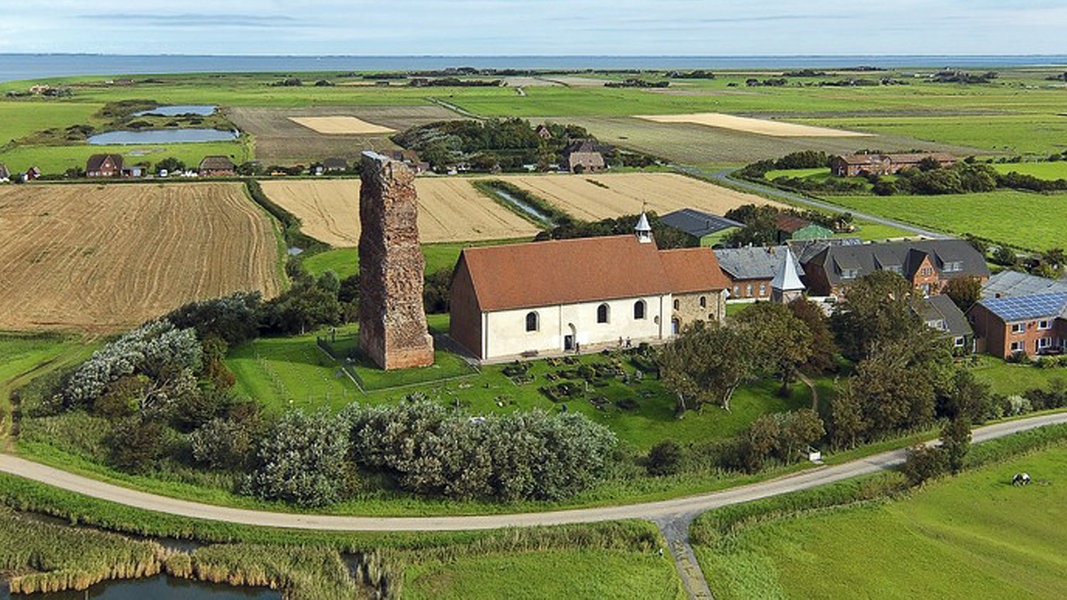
457,235,728,312
659,247,732,293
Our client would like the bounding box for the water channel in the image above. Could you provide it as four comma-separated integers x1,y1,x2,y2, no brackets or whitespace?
87,129,238,145
131,105,217,117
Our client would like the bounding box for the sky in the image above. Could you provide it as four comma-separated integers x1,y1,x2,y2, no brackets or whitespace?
1,1,1066,55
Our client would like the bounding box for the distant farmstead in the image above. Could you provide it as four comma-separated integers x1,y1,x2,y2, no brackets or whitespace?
562,140,608,173
831,153,956,177
198,155,236,177
449,216,731,361
86,153,124,178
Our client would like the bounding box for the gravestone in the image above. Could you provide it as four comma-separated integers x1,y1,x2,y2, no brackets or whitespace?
358,151,434,370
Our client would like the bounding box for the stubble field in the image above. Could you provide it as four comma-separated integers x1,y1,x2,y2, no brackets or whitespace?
635,112,873,137
0,183,281,332
259,178,541,246
500,172,787,220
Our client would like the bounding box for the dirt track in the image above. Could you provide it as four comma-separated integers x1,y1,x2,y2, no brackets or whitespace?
0,183,280,332
637,112,872,137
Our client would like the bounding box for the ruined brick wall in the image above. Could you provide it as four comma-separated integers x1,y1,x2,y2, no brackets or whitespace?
358,151,435,369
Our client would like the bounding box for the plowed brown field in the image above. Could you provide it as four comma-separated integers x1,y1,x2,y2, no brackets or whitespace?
499,173,786,221
0,183,281,332
260,179,541,247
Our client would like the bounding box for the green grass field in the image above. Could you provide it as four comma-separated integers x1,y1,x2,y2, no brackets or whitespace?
693,444,1067,599
224,317,813,450
302,238,533,279
991,161,1067,180
0,333,91,440
0,101,102,146
0,139,250,174
823,190,1067,250
968,355,1067,396
405,548,685,600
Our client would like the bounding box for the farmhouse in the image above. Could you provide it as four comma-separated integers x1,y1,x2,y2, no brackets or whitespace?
561,140,607,173
86,153,124,178
831,152,956,177
659,208,742,247
968,292,1067,359
22,167,41,182
198,155,236,177
801,239,989,297
449,216,730,361
535,124,552,139
714,245,805,301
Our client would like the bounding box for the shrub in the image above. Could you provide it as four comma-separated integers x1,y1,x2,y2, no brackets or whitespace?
646,440,684,476
347,401,617,501
247,410,352,507
901,445,946,486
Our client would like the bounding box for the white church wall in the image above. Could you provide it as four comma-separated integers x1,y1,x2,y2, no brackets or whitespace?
482,295,671,359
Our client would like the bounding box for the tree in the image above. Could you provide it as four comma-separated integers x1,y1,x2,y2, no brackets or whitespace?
777,409,825,462
724,205,779,247
109,417,167,473
155,157,185,174
830,270,924,361
940,415,971,475
944,277,983,312
735,302,813,394
1043,247,1066,275
938,368,992,424
788,297,837,373
849,333,951,437
830,380,866,449
659,323,763,414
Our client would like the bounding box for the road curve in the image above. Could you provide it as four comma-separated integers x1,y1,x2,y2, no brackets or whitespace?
1,413,1064,532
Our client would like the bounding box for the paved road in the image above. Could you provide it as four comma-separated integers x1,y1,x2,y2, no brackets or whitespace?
682,166,951,240
1,413,1064,532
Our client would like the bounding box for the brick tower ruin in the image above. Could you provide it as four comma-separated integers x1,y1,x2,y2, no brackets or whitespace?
358,151,435,370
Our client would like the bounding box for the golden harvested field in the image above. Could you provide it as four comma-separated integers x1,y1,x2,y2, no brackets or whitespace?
0,183,281,332
636,113,872,137
496,173,787,221
259,179,541,246
288,116,395,135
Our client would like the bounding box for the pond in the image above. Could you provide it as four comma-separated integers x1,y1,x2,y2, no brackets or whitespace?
0,575,280,599
87,129,239,145
132,105,217,117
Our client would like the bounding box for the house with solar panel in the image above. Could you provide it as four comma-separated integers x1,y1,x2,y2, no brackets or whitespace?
968,292,1067,359
658,209,742,247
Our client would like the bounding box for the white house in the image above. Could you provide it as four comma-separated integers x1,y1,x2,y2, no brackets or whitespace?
448,217,731,362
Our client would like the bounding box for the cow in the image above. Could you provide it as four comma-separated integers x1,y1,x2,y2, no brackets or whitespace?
1012,472,1032,486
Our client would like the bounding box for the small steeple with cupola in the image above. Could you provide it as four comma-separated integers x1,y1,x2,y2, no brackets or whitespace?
634,208,653,244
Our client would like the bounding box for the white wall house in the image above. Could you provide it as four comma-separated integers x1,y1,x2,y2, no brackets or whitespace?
449,218,732,362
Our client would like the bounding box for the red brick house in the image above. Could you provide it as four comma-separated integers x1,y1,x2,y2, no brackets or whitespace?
801,239,989,297
968,292,1067,359
831,153,955,177
562,140,607,173
86,153,124,178
714,246,805,301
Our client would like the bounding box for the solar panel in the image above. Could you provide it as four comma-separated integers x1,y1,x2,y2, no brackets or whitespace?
983,292,1067,322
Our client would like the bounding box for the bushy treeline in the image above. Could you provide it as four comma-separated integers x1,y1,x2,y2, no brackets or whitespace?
722,203,853,247
241,401,617,507
739,150,831,179
347,401,617,502
49,303,616,507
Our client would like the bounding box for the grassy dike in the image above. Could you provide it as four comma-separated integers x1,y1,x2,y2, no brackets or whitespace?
0,479,682,599
690,424,1067,600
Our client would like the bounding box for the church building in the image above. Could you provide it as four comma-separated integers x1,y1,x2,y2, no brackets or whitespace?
448,215,731,362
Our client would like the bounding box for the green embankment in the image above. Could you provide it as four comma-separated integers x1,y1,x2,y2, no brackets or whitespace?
692,436,1067,600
